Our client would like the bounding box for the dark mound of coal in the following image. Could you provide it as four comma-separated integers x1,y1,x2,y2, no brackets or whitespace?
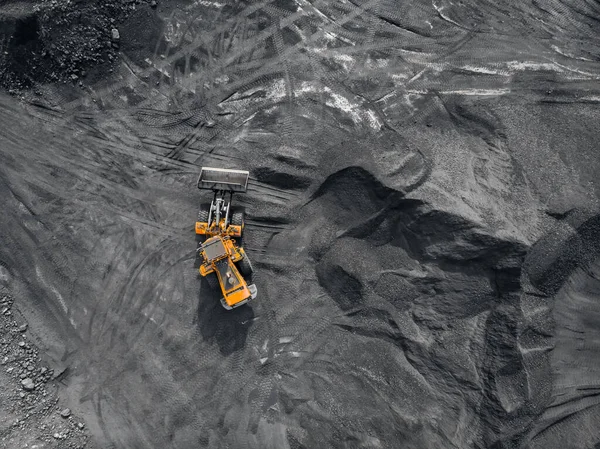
522,212,600,449
316,262,364,311
0,0,155,91
301,166,537,447
525,211,600,295
311,166,397,211
253,167,311,190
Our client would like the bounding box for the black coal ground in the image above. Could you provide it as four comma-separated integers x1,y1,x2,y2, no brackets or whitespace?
1,0,600,448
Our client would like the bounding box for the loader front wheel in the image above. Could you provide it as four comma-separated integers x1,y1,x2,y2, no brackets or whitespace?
231,207,245,246
231,207,245,231
196,204,211,243
197,203,211,223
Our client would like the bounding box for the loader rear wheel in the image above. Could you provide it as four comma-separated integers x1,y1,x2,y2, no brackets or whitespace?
205,273,219,291
238,254,254,277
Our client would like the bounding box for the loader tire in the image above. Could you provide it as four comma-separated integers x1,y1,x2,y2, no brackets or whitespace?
231,207,245,246
231,207,245,229
238,254,254,277
197,204,211,223
196,204,211,243
205,273,219,291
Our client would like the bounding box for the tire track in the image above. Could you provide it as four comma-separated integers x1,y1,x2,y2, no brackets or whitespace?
265,5,296,141
59,0,280,113
123,0,381,118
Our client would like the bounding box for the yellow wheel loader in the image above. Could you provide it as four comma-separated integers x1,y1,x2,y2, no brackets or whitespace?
195,167,257,310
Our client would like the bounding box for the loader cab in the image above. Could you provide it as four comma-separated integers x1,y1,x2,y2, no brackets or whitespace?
202,236,228,262
201,236,243,291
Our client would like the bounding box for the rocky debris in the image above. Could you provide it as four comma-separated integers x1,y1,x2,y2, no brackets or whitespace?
0,0,156,92
0,290,91,448
21,377,35,391
110,27,120,49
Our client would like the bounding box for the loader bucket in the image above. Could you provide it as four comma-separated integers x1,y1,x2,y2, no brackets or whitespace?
197,167,249,193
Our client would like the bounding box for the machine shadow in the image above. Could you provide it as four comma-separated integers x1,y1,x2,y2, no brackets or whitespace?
195,276,255,356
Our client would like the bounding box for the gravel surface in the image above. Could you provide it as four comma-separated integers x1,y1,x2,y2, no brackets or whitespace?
0,288,91,448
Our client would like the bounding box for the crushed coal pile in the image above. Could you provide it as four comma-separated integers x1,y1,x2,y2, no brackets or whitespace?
1,0,600,448
0,0,155,92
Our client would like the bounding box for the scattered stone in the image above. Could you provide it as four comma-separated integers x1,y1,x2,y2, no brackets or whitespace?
53,432,61,439
18,324,28,332
41,367,48,375
18,341,25,347
19,392,25,398
77,422,85,429
21,378,35,391
111,28,120,41
60,408,72,418
1,356,8,365
150,0,157,7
